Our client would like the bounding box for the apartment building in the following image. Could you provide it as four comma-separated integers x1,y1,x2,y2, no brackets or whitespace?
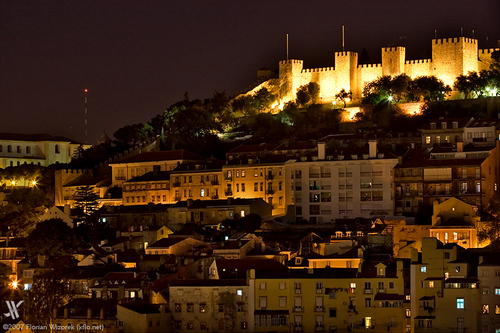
222,155,290,216
410,238,480,333
169,278,255,332
110,150,205,187
285,141,398,223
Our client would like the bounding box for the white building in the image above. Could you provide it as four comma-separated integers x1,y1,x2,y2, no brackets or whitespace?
0,133,88,168
285,141,398,223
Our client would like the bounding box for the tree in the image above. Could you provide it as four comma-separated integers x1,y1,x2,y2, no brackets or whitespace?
72,186,99,225
231,95,258,117
296,82,320,107
26,219,84,257
24,270,68,327
478,194,500,244
335,88,352,108
254,87,277,111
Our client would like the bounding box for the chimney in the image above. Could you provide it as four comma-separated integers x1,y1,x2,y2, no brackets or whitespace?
457,141,463,152
100,308,104,320
317,142,326,160
87,308,92,319
398,156,403,165
64,307,69,319
64,204,71,216
369,140,377,158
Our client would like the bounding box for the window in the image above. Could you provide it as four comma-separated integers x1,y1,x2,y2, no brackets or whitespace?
236,170,240,178
187,322,194,330
495,288,500,295
279,296,287,307
294,282,302,293
218,304,224,312
241,322,247,330
350,283,356,294
389,282,395,289
241,170,245,177
457,298,465,309
260,282,267,290
237,289,243,296
55,144,60,154
405,308,411,317
315,297,324,312
199,303,206,313
426,136,431,144
279,282,286,289
200,322,206,330
329,307,337,318
429,281,434,288
365,298,371,307
316,282,323,293
483,304,490,314
237,303,245,312
7,145,12,153
200,189,205,197
241,183,245,192
187,303,193,312
254,183,258,191
174,303,181,312
421,266,427,273
315,315,324,330
426,320,432,328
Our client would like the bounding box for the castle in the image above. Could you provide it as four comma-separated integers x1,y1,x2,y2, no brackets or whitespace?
253,37,499,105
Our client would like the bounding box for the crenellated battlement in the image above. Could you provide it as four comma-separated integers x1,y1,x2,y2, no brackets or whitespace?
279,59,304,65
382,46,405,52
335,51,358,58
301,67,335,73
406,59,431,64
479,48,500,54
358,63,382,68
433,37,477,45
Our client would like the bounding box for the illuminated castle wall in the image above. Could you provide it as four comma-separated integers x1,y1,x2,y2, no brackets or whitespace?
262,37,499,104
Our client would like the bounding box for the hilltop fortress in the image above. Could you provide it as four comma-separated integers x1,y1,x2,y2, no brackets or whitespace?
253,37,499,105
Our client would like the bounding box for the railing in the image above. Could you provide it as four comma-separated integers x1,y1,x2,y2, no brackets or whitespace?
211,180,219,185
321,173,331,178
172,182,181,187
267,189,274,195
225,191,233,196
310,173,320,178
364,289,373,294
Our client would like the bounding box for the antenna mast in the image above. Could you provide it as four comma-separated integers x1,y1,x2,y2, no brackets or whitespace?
287,34,289,60
342,25,345,52
84,89,88,144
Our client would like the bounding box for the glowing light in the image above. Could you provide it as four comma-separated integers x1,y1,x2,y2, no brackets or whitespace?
387,96,394,101
10,280,18,289
84,89,88,93
11,181,16,186
31,180,37,186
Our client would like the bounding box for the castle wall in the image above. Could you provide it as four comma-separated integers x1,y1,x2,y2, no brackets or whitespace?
404,59,432,79
272,36,492,106
382,47,406,76
431,37,478,86
478,48,500,71
357,63,383,98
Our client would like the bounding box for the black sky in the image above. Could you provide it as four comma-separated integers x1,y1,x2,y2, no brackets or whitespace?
1,1,499,144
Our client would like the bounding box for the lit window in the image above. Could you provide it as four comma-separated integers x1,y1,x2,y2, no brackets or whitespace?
457,298,465,309
495,288,500,295
429,281,434,288
260,282,266,290
279,282,286,289
200,189,205,197
237,289,243,296
421,266,427,273
483,305,490,314
495,305,500,315
426,136,431,144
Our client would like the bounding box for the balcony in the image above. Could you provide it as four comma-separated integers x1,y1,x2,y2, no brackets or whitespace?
321,173,331,178
267,189,274,195
267,173,274,180
211,194,219,199
225,191,233,196
294,306,303,313
315,306,324,312
364,289,373,294
172,182,181,187
211,180,219,185
294,289,301,294
310,173,320,178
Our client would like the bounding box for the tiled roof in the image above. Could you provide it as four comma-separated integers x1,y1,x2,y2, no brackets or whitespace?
64,175,109,187
419,117,473,130
112,150,205,164
229,143,281,154
171,159,225,173
126,171,171,182
147,237,187,248
215,258,287,279
172,198,261,209
170,278,247,287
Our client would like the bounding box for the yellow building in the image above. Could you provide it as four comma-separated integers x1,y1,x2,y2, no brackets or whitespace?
430,197,486,248
222,155,289,216
170,160,225,203
169,278,255,332
123,170,171,205
410,238,480,333
255,262,407,333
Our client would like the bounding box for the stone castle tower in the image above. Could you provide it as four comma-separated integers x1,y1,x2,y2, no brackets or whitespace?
256,37,498,105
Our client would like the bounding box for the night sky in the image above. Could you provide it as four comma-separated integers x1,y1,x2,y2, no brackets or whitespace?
1,1,499,144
